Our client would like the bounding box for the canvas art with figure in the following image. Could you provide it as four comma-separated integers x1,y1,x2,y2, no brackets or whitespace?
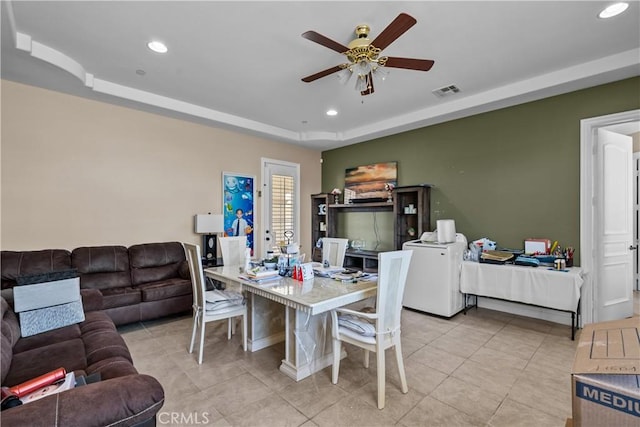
223,173,255,255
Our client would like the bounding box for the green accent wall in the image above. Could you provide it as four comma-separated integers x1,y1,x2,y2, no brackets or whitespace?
321,77,640,263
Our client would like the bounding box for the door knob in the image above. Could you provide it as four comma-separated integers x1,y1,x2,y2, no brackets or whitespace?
630,245,638,251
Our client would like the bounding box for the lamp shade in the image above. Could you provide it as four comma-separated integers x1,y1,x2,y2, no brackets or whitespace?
195,214,224,234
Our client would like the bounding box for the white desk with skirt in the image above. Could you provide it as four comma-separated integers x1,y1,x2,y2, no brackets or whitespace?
460,260,583,339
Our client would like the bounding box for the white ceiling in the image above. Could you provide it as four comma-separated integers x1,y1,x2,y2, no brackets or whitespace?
2,1,639,151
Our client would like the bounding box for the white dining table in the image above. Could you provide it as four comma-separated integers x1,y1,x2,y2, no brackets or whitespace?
204,265,377,381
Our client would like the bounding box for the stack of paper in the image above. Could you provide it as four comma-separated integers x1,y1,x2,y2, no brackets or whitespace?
480,250,514,262
246,268,280,279
311,262,344,277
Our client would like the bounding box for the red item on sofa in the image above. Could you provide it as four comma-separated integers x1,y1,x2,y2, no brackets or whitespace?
9,368,66,398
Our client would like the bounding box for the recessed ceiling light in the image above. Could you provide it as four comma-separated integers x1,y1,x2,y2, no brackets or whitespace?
599,2,629,18
147,40,168,53
326,109,338,116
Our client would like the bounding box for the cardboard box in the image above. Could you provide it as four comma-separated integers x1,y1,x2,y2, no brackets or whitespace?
571,316,640,426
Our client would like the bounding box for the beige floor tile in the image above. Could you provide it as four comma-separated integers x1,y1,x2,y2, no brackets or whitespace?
117,297,592,426
451,358,521,398
184,358,248,391
458,315,508,335
399,357,448,395
489,398,565,427
312,394,398,426
225,394,308,427
508,315,556,334
407,343,467,375
399,395,485,427
401,324,445,345
431,376,503,423
279,374,349,418
159,389,229,426
468,346,528,371
482,331,540,361
356,380,426,422
400,336,426,357
429,331,486,359
201,372,273,417
507,374,572,420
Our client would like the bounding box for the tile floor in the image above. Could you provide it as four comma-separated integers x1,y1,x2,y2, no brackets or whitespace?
118,291,640,427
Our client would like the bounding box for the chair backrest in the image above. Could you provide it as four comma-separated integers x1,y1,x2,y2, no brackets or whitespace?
322,238,349,267
219,236,248,266
184,243,205,311
376,250,413,336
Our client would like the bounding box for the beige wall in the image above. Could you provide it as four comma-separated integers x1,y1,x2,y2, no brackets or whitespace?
633,131,640,152
1,80,322,255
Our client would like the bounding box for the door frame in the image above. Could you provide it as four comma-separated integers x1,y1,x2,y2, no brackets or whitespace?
260,157,301,258
580,109,640,325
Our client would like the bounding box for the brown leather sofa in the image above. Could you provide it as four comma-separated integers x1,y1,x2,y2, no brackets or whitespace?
1,241,192,326
0,293,164,426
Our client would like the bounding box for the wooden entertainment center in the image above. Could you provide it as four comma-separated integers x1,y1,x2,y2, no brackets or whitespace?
311,185,431,271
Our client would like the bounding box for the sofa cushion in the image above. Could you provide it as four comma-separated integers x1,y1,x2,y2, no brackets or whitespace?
101,287,141,309
1,250,71,289
129,242,186,286
12,323,81,354
4,338,87,387
83,328,131,366
137,278,192,302
72,246,131,291
86,356,138,380
1,298,21,384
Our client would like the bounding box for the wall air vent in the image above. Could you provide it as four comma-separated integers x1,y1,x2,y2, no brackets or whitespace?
432,84,461,98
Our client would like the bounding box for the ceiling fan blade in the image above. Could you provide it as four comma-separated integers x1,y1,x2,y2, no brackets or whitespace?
361,72,375,96
370,13,417,51
384,57,435,71
302,31,349,54
301,65,343,83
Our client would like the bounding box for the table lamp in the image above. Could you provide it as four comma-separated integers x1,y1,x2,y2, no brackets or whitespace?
195,213,224,266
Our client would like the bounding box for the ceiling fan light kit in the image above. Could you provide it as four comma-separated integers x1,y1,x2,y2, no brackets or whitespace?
301,13,434,96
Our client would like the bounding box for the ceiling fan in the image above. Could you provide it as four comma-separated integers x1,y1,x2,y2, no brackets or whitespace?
301,13,434,96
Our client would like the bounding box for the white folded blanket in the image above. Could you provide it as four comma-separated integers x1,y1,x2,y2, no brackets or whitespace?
204,290,244,312
337,314,376,337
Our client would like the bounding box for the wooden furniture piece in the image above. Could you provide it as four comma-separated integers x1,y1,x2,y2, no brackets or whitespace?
310,193,330,262
460,260,583,339
343,249,380,273
330,250,413,409
184,243,247,364
311,185,431,271
393,185,431,250
204,265,377,381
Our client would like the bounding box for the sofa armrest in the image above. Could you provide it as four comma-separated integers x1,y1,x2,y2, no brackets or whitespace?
2,374,164,427
80,288,103,312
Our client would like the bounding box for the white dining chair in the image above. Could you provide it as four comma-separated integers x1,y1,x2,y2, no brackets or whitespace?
184,243,247,364
218,236,248,266
322,237,349,267
330,250,413,409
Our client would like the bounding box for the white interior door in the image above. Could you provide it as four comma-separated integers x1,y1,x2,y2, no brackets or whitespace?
634,152,640,291
261,159,300,258
596,128,634,321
